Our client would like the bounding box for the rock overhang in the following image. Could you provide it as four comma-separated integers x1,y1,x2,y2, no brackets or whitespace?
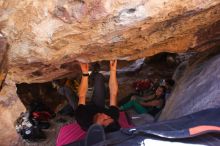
0,0,220,83
0,1,220,145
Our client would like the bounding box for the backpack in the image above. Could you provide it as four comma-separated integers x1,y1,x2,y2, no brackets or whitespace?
15,112,47,142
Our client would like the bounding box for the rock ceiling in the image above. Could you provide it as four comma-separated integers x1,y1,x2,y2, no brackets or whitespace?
0,1,220,145
0,0,220,83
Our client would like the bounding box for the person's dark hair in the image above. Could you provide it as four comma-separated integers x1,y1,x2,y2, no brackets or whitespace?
165,79,175,87
104,121,120,133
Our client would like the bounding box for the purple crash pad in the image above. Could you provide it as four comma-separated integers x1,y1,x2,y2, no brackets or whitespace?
56,112,133,146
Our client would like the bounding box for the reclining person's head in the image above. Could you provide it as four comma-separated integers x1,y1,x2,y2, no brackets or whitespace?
155,86,166,98
93,113,120,133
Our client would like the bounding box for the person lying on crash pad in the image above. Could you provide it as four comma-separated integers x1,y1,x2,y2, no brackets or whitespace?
75,60,121,133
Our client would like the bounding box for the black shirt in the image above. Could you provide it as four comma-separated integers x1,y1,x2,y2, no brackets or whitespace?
75,104,120,132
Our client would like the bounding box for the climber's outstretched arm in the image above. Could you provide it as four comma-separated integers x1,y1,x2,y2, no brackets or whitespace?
78,63,89,105
109,60,118,106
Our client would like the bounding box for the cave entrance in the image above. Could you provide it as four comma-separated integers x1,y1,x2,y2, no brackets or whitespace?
16,79,79,114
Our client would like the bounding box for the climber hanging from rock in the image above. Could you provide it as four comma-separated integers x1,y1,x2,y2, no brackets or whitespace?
75,60,121,132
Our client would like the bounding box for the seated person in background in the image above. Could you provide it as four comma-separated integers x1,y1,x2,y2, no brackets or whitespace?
120,86,166,116
118,78,153,106
65,78,80,96
75,60,121,133
52,79,78,112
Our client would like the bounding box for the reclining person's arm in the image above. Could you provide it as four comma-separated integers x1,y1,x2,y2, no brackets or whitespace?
143,94,155,100
139,99,162,107
78,63,89,105
109,60,118,106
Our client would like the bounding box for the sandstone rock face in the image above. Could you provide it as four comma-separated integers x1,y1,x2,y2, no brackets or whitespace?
159,48,220,121
0,37,8,89
0,77,25,146
0,0,220,83
0,1,220,145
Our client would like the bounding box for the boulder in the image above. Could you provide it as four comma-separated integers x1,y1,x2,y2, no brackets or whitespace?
159,48,220,121
0,0,219,83
0,0,220,145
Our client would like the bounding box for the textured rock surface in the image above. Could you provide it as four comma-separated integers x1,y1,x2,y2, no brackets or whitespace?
0,0,220,145
0,77,25,146
0,37,8,89
0,0,220,83
159,48,220,121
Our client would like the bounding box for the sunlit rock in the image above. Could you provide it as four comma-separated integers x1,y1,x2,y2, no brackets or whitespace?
0,0,220,145
0,0,219,83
